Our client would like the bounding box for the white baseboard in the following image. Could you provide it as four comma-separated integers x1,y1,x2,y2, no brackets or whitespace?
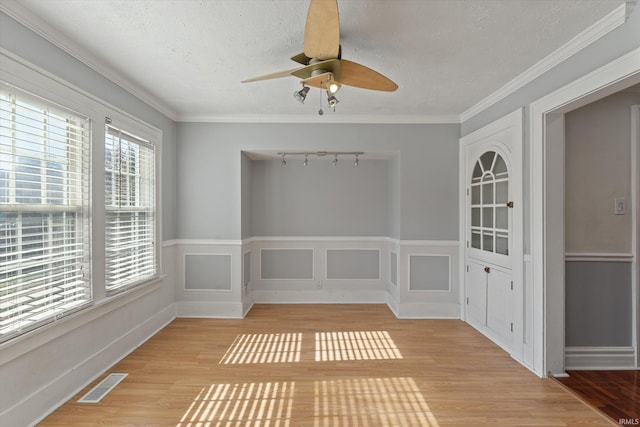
175,301,246,318
251,289,388,304
242,301,254,317
396,302,460,319
565,346,636,370
386,294,400,318
1,304,176,427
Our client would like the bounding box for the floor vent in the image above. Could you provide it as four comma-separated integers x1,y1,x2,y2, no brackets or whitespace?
78,373,128,403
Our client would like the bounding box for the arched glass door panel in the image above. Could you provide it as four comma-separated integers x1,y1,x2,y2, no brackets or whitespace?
470,151,509,255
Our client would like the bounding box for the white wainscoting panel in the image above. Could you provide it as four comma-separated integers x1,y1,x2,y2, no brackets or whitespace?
248,238,390,304
396,241,460,318
174,240,245,318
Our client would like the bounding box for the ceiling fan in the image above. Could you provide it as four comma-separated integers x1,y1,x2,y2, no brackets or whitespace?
242,0,398,110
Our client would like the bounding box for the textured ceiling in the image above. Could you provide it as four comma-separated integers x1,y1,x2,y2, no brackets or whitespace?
5,0,625,121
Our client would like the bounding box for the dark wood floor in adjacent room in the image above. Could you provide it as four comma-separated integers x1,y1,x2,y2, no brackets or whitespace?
39,304,614,426
556,369,640,424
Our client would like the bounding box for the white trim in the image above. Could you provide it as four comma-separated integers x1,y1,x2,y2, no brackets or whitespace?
460,4,627,122
565,253,634,262
243,237,459,246
170,239,243,246
244,236,393,243
398,240,459,247
632,104,640,367
564,346,636,370
0,0,179,120
394,302,460,319
180,114,461,124
530,47,640,378
174,301,246,318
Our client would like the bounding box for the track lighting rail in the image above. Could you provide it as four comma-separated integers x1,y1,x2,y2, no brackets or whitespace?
277,151,363,166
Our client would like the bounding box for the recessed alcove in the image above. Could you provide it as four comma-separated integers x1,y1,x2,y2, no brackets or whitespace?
242,150,396,238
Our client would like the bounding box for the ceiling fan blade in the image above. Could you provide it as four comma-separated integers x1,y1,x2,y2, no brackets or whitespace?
338,60,398,92
241,68,300,83
304,0,340,60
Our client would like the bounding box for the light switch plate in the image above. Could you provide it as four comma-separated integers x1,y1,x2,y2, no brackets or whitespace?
614,198,626,215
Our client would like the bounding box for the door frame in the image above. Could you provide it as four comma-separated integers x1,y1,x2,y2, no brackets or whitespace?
529,47,640,376
631,104,639,367
459,108,524,362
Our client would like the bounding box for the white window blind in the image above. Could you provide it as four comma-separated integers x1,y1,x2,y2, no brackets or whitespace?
0,83,91,342
105,124,157,294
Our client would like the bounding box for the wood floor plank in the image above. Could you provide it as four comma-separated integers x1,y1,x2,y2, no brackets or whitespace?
38,304,615,426
557,370,640,423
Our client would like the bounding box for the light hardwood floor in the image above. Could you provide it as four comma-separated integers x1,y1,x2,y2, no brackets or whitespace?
39,304,614,426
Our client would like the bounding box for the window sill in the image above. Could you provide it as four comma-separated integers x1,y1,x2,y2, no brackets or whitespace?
0,275,168,365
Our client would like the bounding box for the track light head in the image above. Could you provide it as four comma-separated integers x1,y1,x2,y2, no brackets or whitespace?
327,94,339,108
294,86,310,103
303,154,309,166
332,154,338,166
281,153,286,166
354,154,359,166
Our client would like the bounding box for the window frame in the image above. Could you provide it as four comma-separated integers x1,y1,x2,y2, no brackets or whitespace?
0,52,163,346
0,84,92,343
104,120,159,295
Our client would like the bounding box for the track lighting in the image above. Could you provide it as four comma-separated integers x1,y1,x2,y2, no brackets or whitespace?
276,151,364,166
293,86,310,103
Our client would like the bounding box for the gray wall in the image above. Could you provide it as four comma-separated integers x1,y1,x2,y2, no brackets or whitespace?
387,153,401,240
563,89,638,348
251,158,388,236
565,90,639,253
241,152,253,239
565,261,632,346
0,12,178,240
177,123,459,240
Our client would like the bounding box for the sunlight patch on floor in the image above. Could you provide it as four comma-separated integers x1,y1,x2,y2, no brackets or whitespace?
220,333,302,364
313,377,439,427
176,382,295,427
315,331,403,361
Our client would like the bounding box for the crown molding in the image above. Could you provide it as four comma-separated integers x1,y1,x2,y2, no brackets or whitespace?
177,113,460,124
0,0,179,121
459,3,627,123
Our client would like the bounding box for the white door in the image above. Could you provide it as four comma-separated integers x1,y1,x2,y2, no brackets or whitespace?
461,110,523,356
466,146,514,351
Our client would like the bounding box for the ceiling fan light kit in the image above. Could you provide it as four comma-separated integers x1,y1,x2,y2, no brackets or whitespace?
242,0,397,113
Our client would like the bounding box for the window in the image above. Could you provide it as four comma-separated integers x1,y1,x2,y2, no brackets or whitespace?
0,84,91,342
470,151,509,255
104,123,157,294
